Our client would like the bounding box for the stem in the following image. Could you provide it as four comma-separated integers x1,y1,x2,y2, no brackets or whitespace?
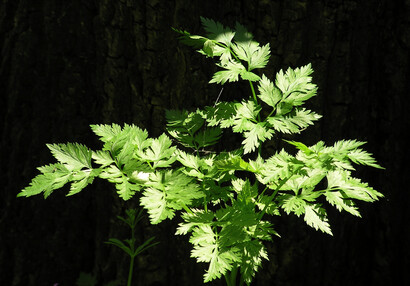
248,80,258,105
224,266,238,286
127,222,136,286
127,255,135,286
182,203,193,214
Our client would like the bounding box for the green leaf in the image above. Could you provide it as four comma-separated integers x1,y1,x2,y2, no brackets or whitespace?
92,150,114,167
200,17,235,45
347,148,384,169
324,191,361,217
209,60,246,85
267,108,321,134
240,70,261,82
140,187,174,224
326,170,383,202
239,240,269,285
90,123,122,144
47,143,92,170
18,163,71,198
68,169,101,196
304,204,333,235
140,171,204,224
99,165,140,200
203,102,238,128
105,238,132,256
242,122,273,154
189,225,241,282
257,74,282,107
283,140,314,155
137,134,176,168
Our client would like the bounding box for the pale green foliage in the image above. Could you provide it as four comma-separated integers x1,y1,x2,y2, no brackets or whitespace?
20,18,384,286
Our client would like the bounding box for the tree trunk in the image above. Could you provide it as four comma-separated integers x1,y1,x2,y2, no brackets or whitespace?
0,0,407,285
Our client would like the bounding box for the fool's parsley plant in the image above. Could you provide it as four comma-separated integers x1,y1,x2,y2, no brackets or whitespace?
19,18,383,285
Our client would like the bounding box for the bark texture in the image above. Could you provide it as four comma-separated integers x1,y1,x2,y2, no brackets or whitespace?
0,0,408,285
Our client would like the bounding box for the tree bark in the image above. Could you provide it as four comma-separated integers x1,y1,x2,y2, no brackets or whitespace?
0,0,408,285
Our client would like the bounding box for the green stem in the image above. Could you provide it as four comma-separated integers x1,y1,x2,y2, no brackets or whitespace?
127,223,136,286
127,255,135,286
224,266,238,286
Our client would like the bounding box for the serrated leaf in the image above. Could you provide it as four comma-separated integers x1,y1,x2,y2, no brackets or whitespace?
137,134,176,168
92,150,114,167
200,17,235,45
140,187,174,224
209,60,246,85
304,204,333,235
240,70,261,82
239,240,269,285
203,102,238,128
242,122,273,154
17,163,71,198
189,225,240,282
325,191,361,217
267,108,321,134
47,143,92,170
347,148,384,169
68,169,101,196
257,74,282,107
141,171,204,224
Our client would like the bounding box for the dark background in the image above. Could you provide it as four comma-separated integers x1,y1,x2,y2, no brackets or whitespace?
0,0,408,285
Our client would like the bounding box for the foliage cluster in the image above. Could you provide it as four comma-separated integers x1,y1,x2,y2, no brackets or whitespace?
19,18,383,285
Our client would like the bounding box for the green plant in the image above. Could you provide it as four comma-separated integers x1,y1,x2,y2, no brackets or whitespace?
19,18,383,285
75,208,156,286
106,208,158,286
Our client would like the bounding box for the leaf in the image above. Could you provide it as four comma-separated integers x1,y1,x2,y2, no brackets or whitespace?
203,102,238,128
209,60,246,85
200,17,235,45
324,191,361,217
99,165,140,200
239,240,269,285
105,238,132,256
141,171,204,224
202,39,216,57
189,225,240,282
283,140,314,155
240,70,261,82
140,187,174,224
267,108,321,134
347,148,384,169
304,204,333,235
172,27,207,48
242,122,274,154
17,163,71,198
47,143,92,171
326,170,383,202
137,134,177,168
257,74,282,107
248,44,271,71
92,150,114,167
68,169,101,196
280,194,307,216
